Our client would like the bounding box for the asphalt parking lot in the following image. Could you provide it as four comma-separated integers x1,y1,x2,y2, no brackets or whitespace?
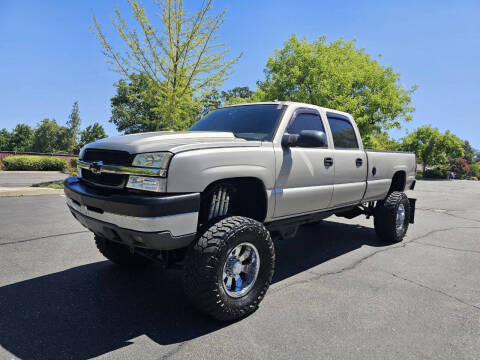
0,180,479,360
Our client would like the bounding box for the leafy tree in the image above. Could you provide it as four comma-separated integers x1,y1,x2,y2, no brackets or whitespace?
368,132,401,151
92,0,240,132
462,140,475,164
256,35,416,141
66,101,81,152
221,86,254,105
199,89,222,118
77,123,107,152
110,74,168,134
0,128,12,150
198,86,254,118
32,119,70,153
401,125,464,175
10,124,34,152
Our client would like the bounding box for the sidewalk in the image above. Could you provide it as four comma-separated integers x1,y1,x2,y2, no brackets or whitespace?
0,186,64,197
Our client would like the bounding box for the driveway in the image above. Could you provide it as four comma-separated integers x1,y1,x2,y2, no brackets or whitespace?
0,180,478,359
0,171,68,187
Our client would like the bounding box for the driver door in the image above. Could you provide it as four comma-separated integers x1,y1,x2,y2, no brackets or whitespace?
273,109,335,218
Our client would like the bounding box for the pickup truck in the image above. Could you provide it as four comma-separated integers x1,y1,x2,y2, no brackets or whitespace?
64,101,416,321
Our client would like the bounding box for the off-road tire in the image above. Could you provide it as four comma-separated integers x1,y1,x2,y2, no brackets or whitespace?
183,216,275,322
374,191,410,243
95,235,149,266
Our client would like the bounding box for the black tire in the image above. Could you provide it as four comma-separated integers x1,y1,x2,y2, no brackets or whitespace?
95,235,149,267
183,216,275,322
374,191,410,243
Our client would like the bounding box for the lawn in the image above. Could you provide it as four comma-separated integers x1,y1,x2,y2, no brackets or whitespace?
31,180,65,189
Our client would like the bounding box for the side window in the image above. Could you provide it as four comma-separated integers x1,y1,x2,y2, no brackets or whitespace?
327,115,359,149
287,112,325,135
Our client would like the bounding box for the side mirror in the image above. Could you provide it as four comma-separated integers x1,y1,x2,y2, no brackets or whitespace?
282,130,327,148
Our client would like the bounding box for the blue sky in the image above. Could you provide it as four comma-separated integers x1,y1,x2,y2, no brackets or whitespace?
0,0,479,148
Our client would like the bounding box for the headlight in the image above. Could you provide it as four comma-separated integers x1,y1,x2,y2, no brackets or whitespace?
126,176,167,192
132,152,172,169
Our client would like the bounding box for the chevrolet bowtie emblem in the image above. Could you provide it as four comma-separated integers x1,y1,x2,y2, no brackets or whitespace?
89,161,103,174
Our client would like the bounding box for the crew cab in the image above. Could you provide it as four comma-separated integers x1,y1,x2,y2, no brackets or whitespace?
64,102,416,321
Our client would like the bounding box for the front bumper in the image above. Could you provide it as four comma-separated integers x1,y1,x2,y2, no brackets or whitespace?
64,177,200,250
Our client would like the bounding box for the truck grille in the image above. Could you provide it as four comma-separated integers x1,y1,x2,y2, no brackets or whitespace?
80,149,132,189
83,149,132,166
81,169,127,188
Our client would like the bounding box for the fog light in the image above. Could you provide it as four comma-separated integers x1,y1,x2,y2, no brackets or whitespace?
126,176,166,192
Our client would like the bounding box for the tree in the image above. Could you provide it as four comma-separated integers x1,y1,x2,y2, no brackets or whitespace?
0,128,11,151
256,35,416,144
199,89,222,118
92,0,240,132
401,125,464,175
9,124,34,152
198,86,254,118
221,86,254,105
110,73,168,134
369,132,401,151
77,123,107,152
32,119,70,153
462,140,475,164
66,101,81,152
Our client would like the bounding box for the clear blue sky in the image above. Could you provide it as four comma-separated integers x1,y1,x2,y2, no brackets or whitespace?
1,0,479,148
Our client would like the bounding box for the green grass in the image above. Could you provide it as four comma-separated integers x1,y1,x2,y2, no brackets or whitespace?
31,180,65,189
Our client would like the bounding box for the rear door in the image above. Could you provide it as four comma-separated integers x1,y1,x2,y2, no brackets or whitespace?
327,113,367,207
273,108,334,217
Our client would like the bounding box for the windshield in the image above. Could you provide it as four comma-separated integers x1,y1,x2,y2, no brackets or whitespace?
190,104,286,141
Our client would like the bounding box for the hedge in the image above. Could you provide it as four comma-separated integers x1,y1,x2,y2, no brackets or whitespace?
70,157,78,168
2,155,68,171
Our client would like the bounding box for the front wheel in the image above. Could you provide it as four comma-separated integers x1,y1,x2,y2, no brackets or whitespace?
183,216,275,322
374,191,410,243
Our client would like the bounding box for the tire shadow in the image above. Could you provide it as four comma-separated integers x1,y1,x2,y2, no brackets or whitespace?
0,220,387,359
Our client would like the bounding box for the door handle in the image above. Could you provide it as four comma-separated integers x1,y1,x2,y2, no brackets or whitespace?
355,158,363,167
324,157,334,167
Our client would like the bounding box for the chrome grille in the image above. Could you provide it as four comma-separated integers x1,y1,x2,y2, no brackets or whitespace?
80,149,132,189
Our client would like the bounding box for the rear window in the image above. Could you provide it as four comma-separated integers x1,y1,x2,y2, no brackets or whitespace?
327,114,359,149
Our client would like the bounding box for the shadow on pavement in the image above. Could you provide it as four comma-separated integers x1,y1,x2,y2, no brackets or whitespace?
0,219,385,359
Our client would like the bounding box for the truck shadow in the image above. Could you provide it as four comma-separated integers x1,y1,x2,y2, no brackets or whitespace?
0,220,385,359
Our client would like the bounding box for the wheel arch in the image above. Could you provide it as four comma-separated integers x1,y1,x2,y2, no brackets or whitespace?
199,177,269,223
389,170,407,193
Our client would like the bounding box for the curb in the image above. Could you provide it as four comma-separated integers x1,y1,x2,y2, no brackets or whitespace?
0,187,65,197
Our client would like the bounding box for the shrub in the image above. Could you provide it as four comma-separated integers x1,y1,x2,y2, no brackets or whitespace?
70,157,78,168
2,155,67,171
448,158,470,178
469,162,480,178
424,165,449,179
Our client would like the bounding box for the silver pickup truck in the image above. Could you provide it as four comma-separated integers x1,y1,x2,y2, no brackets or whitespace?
65,101,416,321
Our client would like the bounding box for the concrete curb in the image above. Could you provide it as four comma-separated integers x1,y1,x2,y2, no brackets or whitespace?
0,187,65,197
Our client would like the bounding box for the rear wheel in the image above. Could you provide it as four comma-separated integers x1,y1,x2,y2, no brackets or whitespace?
374,191,410,243
183,216,275,322
95,235,149,267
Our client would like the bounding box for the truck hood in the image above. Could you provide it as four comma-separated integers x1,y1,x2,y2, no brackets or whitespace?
82,131,262,155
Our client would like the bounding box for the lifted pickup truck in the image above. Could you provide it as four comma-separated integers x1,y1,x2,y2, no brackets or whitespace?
65,101,416,321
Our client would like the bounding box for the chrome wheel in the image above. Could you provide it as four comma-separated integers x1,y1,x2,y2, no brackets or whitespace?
396,203,406,235
222,242,260,298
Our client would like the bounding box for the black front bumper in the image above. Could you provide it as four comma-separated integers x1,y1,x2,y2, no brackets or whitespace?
64,177,199,217
64,177,200,250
